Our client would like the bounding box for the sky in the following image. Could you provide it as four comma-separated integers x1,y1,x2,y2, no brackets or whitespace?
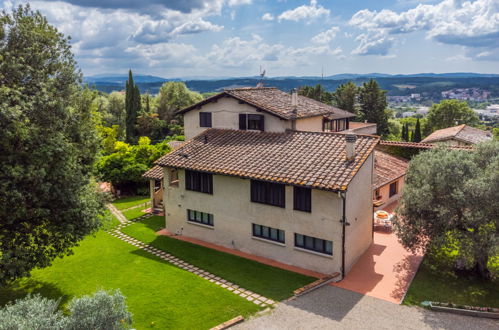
1,0,499,77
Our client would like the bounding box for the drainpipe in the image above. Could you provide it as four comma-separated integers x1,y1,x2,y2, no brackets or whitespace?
340,190,349,279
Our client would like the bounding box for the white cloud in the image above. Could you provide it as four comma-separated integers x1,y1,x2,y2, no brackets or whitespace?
277,0,330,22
262,12,274,21
349,0,499,59
311,26,339,44
228,0,252,6
351,33,394,56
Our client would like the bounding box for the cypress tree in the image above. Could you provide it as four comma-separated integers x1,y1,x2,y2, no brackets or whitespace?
125,70,140,143
401,124,406,141
413,118,422,142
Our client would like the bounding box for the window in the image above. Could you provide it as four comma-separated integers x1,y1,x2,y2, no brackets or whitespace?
199,112,212,127
239,114,264,131
185,170,213,194
252,224,285,243
187,209,214,226
389,182,398,197
375,188,381,200
169,168,179,187
295,233,332,255
294,186,311,212
323,119,348,132
251,180,285,208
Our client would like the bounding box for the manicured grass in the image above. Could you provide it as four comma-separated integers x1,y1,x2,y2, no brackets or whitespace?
121,216,315,301
0,231,260,329
122,207,149,221
113,196,150,210
404,257,499,308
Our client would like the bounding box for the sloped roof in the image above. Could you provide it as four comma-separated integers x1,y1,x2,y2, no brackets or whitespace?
143,165,163,180
379,140,474,150
178,87,355,120
422,124,492,144
155,129,379,191
373,151,409,189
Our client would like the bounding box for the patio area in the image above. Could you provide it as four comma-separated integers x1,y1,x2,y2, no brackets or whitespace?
332,221,423,304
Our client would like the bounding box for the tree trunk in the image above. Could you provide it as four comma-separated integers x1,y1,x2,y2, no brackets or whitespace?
473,253,491,280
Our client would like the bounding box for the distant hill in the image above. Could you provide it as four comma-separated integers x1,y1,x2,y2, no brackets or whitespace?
83,73,499,96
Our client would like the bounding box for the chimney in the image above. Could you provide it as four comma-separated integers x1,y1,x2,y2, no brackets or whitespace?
291,89,298,109
345,134,357,161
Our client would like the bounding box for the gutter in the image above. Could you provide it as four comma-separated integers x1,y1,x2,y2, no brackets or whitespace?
339,190,349,279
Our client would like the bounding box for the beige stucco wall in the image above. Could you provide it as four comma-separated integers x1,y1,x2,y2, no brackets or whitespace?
373,176,405,208
162,155,374,275
348,124,377,135
183,96,291,140
294,116,323,132
344,153,375,273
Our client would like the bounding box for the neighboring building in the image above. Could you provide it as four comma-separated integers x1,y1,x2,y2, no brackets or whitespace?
155,128,379,276
178,87,364,140
373,151,409,209
422,124,493,146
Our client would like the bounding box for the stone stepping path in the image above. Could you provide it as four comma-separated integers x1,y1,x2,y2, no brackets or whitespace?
107,211,276,308
107,203,128,224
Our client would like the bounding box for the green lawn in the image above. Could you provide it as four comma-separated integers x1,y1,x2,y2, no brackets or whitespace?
404,257,499,308
0,230,260,329
122,216,315,301
123,207,149,221
113,196,150,210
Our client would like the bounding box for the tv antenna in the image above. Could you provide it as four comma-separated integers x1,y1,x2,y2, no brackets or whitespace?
257,66,266,87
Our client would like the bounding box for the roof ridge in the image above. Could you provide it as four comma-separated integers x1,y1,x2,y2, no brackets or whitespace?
225,87,277,91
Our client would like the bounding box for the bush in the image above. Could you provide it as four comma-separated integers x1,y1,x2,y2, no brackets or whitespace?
0,290,132,330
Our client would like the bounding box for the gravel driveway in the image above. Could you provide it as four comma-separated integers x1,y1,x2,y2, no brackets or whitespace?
235,285,498,330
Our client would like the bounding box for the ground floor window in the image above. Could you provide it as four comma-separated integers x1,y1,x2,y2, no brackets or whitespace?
187,209,214,226
375,188,381,200
294,233,332,255
252,223,285,243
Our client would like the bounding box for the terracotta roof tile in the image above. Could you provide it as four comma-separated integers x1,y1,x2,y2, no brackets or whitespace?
143,165,163,180
156,129,379,191
373,151,409,189
178,87,355,120
379,140,474,150
422,124,493,144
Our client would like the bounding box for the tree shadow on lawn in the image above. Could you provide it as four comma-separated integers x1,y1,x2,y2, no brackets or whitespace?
0,279,68,307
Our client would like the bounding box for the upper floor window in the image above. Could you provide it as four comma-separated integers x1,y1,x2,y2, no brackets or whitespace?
199,112,212,127
389,181,398,197
251,180,285,208
239,114,264,131
323,119,348,132
185,170,213,194
294,186,311,212
169,168,179,187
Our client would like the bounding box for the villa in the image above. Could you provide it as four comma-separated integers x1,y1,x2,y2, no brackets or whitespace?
144,87,380,276
421,124,492,146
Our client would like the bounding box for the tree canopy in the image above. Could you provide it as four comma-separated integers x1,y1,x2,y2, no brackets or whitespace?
425,100,479,133
156,81,203,123
331,81,357,113
298,84,332,105
358,79,389,136
0,5,104,283
394,141,499,279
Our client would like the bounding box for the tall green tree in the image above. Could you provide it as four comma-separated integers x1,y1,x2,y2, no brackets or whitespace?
412,118,422,142
331,81,357,113
401,123,407,141
394,141,499,279
358,79,389,136
125,70,140,143
0,5,104,283
105,92,126,140
156,81,203,123
298,84,332,104
425,100,479,134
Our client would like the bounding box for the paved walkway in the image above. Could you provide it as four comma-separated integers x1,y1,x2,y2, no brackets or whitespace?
332,231,423,304
106,203,128,224
107,209,276,308
236,285,498,330
157,229,325,278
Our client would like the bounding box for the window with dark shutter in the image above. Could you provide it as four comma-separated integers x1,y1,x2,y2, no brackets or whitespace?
239,113,247,130
294,186,311,212
199,112,212,127
389,182,398,197
250,180,285,208
185,170,213,194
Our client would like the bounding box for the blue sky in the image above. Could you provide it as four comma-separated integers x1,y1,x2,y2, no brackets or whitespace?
2,0,499,77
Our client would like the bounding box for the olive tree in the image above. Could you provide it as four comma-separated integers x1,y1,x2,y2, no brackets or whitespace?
394,141,499,279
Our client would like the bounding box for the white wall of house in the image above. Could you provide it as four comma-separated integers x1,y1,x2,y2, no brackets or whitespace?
294,116,323,132
183,97,291,140
162,157,374,275
344,153,375,273
373,176,405,209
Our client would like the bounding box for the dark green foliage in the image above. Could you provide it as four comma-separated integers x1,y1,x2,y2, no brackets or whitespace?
331,81,358,113
425,100,479,134
401,123,408,141
0,5,104,284
413,118,422,142
358,79,389,136
125,70,141,143
394,141,499,279
156,81,203,123
298,84,332,105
